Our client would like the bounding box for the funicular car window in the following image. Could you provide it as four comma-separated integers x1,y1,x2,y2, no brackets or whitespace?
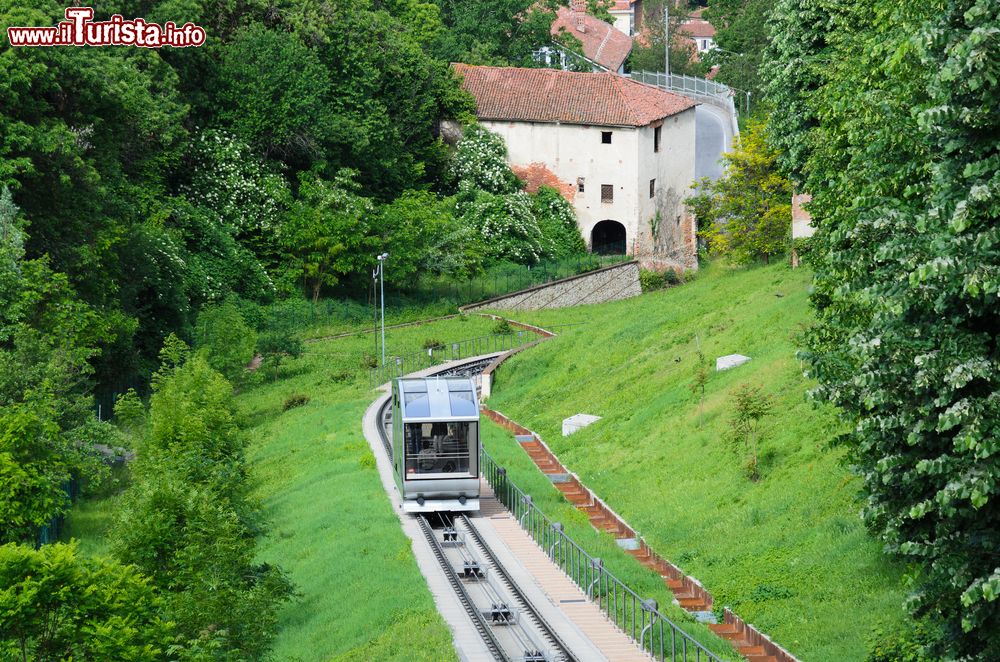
403,391,430,417
404,422,473,476
449,389,476,416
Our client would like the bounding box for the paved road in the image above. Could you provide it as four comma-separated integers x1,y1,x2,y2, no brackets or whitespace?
695,104,731,181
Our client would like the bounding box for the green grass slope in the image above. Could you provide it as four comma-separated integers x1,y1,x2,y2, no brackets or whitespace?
484,262,908,661
237,314,504,660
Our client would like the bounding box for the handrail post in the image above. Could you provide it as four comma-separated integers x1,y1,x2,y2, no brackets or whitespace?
640,599,658,652
549,522,563,559
588,558,602,599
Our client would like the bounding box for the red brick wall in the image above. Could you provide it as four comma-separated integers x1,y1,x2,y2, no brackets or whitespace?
511,162,576,201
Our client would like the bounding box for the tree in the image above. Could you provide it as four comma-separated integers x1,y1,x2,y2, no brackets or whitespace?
216,25,335,168
280,170,377,303
447,124,522,195
111,345,294,659
701,0,773,99
689,348,711,426
431,0,561,67
194,303,257,383
257,331,304,382
688,119,791,264
728,383,772,481
765,0,1000,656
627,1,707,76
0,542,174,661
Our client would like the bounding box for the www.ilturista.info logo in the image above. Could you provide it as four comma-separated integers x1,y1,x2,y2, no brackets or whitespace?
7,7,206,48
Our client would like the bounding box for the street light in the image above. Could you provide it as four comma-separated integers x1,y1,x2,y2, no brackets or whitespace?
373,253,389,365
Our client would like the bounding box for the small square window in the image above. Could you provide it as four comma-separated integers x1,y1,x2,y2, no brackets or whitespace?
577,177,585,193
654,126,662,152
601,185,614,203
601,131,612,144
649,179,655,198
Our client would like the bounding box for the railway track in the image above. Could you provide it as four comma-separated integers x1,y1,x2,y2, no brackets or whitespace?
376,357,576,662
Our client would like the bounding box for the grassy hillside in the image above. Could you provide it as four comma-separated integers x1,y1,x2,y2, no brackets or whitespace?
484,261,908,661
65,314,511,661
237,314,505,661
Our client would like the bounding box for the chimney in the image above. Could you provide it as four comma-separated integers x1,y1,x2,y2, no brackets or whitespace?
571,0,586,32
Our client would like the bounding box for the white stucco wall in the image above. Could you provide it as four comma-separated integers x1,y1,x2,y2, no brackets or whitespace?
636,108,697,256
482,120,641,251
608,10,633,35
482,111,697,261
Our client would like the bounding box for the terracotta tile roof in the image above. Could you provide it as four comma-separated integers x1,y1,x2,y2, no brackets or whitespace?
452,64,697,128
551,6,633,71
680,18,716,39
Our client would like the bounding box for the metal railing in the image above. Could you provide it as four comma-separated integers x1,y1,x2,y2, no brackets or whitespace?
633,70,735,103
480,447,726,662
369,331,538,387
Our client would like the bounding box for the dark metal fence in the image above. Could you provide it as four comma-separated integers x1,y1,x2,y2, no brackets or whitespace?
369,330,537,387
480,448,726,662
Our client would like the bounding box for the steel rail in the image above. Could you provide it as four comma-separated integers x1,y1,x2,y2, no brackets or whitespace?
417,514,508,662
459,514,577,662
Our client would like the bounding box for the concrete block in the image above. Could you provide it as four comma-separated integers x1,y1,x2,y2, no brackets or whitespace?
715,354,751,371
562,413,601,436
615,537,640,551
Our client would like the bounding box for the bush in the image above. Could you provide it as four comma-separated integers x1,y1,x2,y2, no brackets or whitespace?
195,302,257,382
360,353,378,369
533,186,586,258
639,269,666,292
663,268,680,285
492,318,513,335
282,394,309,411
422,338,444,350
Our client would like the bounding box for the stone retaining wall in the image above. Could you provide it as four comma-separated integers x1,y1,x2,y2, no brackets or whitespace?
461,261,641,311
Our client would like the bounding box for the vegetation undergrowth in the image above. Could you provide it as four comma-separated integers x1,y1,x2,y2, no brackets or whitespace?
483,260,909,661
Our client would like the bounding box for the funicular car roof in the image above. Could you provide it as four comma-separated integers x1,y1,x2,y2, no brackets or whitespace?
398,377,479,421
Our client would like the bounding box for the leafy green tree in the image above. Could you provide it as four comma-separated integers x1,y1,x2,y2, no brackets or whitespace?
111,475,292,661
0,405,72,544
194,303,257,383
432,0,561,66
111,346,294,659
217,25,334,168
766,0,1000,657
257,331,304,382
688,119,791,264
701,0,773,99
0,542,174,661
627,1,707,76
377,190,483,283
281,170,377,303
728,383,772,480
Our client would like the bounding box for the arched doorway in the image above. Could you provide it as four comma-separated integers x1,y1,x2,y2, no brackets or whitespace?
591,220,627,255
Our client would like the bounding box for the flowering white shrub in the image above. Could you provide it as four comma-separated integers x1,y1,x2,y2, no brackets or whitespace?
448,125,521,194
532,186,585,258
458,185,544,263
182,129,289,236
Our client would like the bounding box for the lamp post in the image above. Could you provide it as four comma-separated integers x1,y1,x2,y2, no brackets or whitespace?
373,253,389,365
664,5,669,77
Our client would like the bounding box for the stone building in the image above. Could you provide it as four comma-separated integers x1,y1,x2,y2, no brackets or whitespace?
453,63,699,267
